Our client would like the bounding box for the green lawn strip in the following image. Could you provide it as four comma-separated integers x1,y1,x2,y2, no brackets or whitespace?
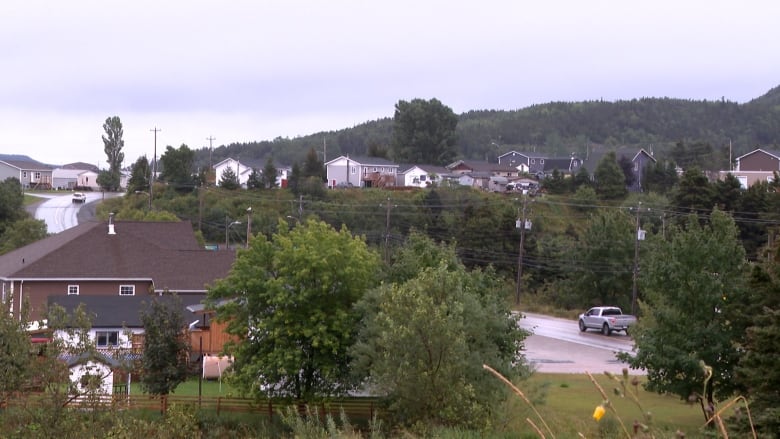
523,373,706,437
130,377,238,397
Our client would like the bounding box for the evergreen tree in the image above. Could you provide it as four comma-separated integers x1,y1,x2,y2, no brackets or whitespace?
261,157,278,188
219,166,240,189
126,156,150,194
594,151,628,199
671,167,714,215
246,168,262,189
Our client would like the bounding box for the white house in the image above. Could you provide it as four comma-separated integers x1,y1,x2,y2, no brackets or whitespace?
396,164,450,188
213,158,252,188
325,155,399,188
52,168,83,190
77,170,100,190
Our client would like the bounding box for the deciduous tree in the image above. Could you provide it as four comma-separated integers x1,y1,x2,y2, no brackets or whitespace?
392,98,458,165
351,234,527,428
207,219,380,400
159,144,195,189
619,210,747,417
140,296,190,396
101,116,124,191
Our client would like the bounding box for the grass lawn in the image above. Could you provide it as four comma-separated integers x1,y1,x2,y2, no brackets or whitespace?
128,373,715,438
505,373,710,438
130,377,239,398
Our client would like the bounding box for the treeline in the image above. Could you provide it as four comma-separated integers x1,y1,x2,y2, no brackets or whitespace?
194,86,780,172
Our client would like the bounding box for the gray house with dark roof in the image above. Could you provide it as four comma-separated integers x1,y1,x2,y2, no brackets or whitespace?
0,220,235,321
0,156,54,189
325,156,399,188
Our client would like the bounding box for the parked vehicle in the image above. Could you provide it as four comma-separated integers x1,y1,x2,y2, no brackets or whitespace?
578,306,636,336
72,192,87,203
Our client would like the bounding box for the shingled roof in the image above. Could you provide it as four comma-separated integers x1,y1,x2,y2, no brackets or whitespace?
49,294,205,328
0,220,235,293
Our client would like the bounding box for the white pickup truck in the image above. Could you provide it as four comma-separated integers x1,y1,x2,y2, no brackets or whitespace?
578,306,636,336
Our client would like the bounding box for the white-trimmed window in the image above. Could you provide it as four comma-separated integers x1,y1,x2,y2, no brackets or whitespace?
351,166,357,174
96,331,119,348
119,285,135,296
68,285,79,295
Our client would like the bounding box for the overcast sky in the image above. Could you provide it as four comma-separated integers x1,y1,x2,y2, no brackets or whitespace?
1,0,778,167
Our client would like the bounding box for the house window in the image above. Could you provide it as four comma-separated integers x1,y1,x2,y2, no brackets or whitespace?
419,175,427,181
540,159,544,164
68,285,79,295
119,285,135,296
351,166,356,175
531,159,535,164
22,171,27,178
34,172,41,180
96,331,119,348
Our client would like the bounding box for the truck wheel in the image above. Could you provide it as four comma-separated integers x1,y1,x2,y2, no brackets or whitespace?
578,320,586,332
602,323,611,336
624,327,630,336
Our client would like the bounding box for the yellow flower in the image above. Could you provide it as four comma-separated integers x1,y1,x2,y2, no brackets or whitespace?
593,405,606,421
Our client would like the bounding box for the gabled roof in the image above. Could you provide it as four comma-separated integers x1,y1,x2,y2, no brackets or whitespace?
63,351,121,368
446,160,518,173
49,294,204,328
397,164,450,175
631,148,657,163
325,155,398,167
0,220,235,292
61,162,100,173
735,148,780,162
542,158,577,172
498,150,547,159
0,158,53,171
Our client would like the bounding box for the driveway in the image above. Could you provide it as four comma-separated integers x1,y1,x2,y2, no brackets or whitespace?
29,192,119,234
518,312,642,374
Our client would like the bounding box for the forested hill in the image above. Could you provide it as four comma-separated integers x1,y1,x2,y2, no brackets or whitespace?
198,86,780,169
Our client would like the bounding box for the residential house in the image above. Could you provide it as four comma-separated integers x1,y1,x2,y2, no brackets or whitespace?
325,156,399,188
0,220,235,324
213,158,252,188
0,155,54,189
275,165,292,188
497,151,546,173
722,148,780,188
52,168,83,190
446,160,520,177
77,170,100,190
534,156,583,179
49,294,218,355
581,146,657,192
396,164,450,188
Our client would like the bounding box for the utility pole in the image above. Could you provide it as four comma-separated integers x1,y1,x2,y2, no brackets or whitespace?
631,202,643,316
382,197,394,263
246,207,252,248
207,135,215,169
515,193,530,305
149,126,161,211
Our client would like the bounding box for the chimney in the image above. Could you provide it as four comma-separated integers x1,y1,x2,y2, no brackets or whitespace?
108,213,116,235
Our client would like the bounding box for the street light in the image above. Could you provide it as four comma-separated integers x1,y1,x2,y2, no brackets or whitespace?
225,217,241,249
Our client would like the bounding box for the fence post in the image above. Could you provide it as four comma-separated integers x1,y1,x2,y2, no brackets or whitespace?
217,396,221,416
268,399,273,421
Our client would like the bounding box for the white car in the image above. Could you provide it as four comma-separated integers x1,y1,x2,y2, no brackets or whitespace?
72,192,87,203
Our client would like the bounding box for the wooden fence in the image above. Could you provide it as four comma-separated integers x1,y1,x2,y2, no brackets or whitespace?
4,393,381,421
